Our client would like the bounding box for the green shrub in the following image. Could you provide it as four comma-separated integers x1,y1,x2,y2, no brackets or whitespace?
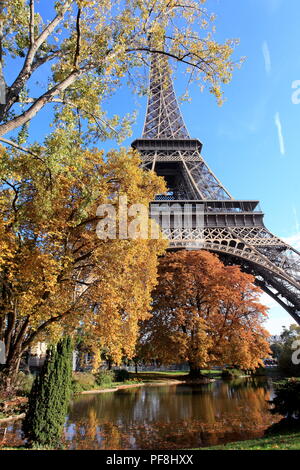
71,372,96,393
265,417,300,436
94,369,114,387
71,379,83,395
23,336,73,448
114,369,130,382
221,368,244,379
270,378,300,419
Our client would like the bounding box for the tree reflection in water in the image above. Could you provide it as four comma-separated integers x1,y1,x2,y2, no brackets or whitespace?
64,378,282,449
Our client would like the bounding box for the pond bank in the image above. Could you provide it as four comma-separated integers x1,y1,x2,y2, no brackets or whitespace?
81,375,215,394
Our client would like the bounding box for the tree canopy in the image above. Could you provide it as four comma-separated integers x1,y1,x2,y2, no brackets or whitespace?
0,0,241,141
0,137,166,388
138,250,271,376
0,1,243,390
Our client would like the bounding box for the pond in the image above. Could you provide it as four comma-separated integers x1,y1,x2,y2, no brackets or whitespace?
64,377,281,449
0,377,282,449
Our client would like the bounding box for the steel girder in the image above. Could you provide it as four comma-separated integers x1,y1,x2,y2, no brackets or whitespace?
162,226,300,325
132,52,300,324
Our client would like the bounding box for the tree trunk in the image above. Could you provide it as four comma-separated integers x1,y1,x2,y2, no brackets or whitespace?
188,362,204,379
0,355,21,395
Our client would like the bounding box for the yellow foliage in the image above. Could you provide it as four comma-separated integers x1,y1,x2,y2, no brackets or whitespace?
0,0,242,137
0,136,167,371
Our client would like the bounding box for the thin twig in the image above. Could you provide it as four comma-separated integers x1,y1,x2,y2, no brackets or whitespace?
29,0,35,47
50,98,118,134
0,136,43,160
1,178,20,214
73,8,81,68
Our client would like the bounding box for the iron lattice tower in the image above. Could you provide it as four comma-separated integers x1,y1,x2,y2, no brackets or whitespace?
132,54,300,325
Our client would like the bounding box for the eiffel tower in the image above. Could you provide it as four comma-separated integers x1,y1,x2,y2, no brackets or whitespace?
132,54,300,325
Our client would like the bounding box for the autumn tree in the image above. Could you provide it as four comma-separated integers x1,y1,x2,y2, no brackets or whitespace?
0,0,241,141
0,1,242,392
139,250,271,378
0,132,166,391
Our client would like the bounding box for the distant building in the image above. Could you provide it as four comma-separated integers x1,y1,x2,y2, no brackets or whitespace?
27,342,48,369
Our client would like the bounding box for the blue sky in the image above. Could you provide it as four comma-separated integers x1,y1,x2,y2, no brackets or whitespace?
179,0,300,335
5,0,300,334
128,0,299,335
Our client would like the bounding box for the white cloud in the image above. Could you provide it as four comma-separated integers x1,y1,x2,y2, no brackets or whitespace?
262,41,271,74
260,292,277,310
293,206,300,233
274,112,286,156
260,293,295,335
282,232,300,251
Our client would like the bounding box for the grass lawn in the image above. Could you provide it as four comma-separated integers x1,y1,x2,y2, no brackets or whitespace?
201,432,300,450
3,434,300,451
75,369,221,393
129,369,222,382
128,371,187,383
98,379,140,389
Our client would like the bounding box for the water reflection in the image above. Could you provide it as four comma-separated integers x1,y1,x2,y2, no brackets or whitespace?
64,377,281,449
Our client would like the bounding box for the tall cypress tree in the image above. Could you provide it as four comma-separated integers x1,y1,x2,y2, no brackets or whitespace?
23,336,73,448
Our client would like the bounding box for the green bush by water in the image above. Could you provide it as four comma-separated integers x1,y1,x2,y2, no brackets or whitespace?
94,370,114,387
72,372,96,393
270,378,300,419
221,368,244,379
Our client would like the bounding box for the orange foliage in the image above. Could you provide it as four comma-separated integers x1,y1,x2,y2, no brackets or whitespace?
139,250,271,371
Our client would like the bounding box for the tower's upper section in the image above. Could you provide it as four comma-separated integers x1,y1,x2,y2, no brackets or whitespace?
132,52,232,201
142,54,190,139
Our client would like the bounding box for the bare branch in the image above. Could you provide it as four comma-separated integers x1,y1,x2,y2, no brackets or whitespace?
1,0,73,121
1,178,20,214
0,137,53,186
125,47,208,71
0,68,82,136
0,136,42,159
51,98,118,134
29,0,35,47
10,95,118,137
27,0,73,67
73,7,81,68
